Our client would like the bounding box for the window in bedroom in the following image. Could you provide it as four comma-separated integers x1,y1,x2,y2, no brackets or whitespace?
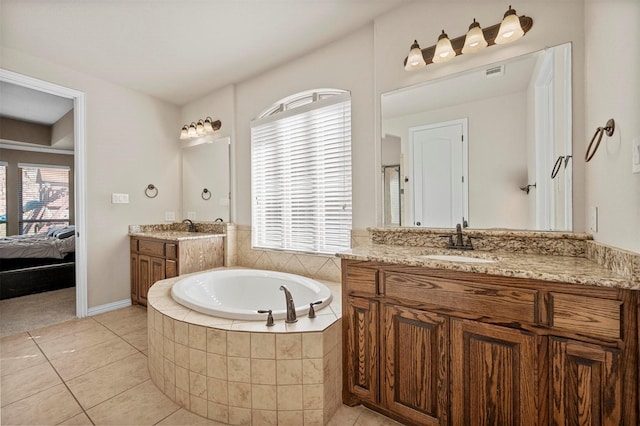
0,162,6,237
251,89,352,255
18,163,70,235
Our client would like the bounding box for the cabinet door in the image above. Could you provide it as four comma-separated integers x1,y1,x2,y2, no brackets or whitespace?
344,296,378,405
382,304,448,425
131,252,139,304
550,337,621,425
138,255,165,305
451,319,539,426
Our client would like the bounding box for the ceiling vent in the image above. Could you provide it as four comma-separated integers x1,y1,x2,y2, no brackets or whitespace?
485,65,505,78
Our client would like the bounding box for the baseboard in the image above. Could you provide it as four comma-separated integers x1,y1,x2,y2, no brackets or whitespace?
87,298,132,316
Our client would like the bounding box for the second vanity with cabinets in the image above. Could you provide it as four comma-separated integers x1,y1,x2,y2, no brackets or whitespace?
339,229,640,425
129,223,227,306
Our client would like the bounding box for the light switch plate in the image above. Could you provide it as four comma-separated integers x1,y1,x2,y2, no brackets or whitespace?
632,137,640,174
111,193,129,204
590,206,598,233
165,211,175,221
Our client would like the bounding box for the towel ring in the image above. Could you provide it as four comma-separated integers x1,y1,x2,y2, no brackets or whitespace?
585,119,615,162
145,184,158,198
201,188,212,200
551,155,564,179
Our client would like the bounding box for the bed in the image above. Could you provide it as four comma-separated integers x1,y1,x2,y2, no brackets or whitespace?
0,226,76,300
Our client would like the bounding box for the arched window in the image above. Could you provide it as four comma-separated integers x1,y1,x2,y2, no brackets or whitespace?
251,89,352,254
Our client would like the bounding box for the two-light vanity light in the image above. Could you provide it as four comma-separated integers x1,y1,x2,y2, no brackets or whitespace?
179,117,222,140
405,5,533,71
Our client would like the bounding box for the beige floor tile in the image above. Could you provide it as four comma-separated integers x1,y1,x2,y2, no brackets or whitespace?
326,404,365,426
1,342,48,377
57,412,94,425
1,361,63,407
28,317,99,344
86,380,180,425
353,407,404,426
37,323,118,360
0,332,39,354
156,408,228,425
92,306,147,335
66,352,150,409
49,337,138,380
121,327,148,352
0,383,83,425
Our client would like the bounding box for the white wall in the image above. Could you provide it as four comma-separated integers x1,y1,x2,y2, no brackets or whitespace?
584,0,640,253
2,47,182,308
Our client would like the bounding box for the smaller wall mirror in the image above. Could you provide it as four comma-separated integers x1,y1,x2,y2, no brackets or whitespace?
182,136,230,222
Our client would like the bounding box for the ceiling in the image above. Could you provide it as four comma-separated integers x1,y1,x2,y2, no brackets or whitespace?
1,0,406,106
0,82,74,125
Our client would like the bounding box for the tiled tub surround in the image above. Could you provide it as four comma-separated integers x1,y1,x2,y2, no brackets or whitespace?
147,271,343,425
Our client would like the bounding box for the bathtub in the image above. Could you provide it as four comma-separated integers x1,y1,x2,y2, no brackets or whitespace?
170,268,333,320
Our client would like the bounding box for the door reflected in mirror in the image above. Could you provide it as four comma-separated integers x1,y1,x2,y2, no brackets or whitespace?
381,43,572,231
182,137,230,222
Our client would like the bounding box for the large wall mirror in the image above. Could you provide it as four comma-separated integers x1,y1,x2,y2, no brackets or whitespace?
381,43,572,231
182,136,230,222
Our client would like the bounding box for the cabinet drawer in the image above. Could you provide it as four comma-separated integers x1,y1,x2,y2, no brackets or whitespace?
346,266,378,295
384,272,537,324
166,244,177,260
130,238,139,252
549,293,622,340
138,240,165,257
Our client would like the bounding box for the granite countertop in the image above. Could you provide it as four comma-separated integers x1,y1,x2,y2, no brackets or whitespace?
129,231,225,242
338,245,637,290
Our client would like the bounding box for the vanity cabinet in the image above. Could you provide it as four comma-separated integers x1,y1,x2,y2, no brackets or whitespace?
341,259,638,426
130,235,223,306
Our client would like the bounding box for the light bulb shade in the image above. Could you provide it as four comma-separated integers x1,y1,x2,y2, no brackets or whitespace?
496,6,524,44
196,119,205,135
432,30,456,63
180,125,189,140
404,40,426,71
187,122,197,138
462,20,488,54
203,117,214,133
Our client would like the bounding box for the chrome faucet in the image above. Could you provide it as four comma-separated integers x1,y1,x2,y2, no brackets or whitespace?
182,219,196,232
279,285,297,323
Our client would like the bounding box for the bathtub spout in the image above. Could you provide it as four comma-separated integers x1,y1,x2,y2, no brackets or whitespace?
279,285,297,323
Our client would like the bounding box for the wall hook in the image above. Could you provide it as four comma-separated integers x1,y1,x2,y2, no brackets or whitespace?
145,184,158,198
585,118,615,162
520,183,536,194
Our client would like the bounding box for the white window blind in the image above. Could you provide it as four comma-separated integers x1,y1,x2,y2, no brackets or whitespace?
18,163,70,235
251,92,352,254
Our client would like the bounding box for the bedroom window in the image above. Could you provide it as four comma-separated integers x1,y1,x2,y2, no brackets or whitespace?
18,163,70,235
0,163,6,237
251,89,352,255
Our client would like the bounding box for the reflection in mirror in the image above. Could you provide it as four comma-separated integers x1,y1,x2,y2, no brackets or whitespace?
382,43,572,231
182,136,230,222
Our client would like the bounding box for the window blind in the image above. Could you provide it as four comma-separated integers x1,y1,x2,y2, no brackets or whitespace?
18,163,70,235
251,93,352,254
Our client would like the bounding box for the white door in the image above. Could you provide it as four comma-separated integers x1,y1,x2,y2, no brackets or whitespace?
409,119,467,228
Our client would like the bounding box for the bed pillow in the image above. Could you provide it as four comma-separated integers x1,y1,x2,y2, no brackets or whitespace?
53,226,75,239
46,227,62,237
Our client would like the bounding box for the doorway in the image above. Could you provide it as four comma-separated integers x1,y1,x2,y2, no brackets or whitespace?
0,69,88,320
408,118,468,228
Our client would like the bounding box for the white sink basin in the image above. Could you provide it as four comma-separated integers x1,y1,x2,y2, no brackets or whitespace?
423,254,497,264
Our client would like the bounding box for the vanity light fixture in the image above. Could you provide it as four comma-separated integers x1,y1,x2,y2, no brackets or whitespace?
403,5,533,70
432,30,456,63
179,117,222,140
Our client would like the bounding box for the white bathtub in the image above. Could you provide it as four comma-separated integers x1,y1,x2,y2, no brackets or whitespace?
170,268,333,320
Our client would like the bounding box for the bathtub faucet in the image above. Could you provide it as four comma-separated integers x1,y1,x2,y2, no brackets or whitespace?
279,285,298,323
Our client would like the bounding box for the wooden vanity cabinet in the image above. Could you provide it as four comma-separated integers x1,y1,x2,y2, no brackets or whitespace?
130,235,223,306
341,259,638,426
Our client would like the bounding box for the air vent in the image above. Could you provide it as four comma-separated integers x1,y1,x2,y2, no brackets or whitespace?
485,65,505,78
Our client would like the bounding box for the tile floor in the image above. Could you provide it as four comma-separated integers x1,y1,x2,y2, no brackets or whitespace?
0,305,401,425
